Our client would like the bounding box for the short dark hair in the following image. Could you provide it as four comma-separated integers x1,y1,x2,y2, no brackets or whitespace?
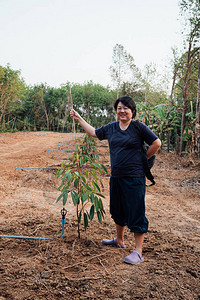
114,96,136,118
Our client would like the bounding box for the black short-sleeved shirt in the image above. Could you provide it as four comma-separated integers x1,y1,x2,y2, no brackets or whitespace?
95,120,158,178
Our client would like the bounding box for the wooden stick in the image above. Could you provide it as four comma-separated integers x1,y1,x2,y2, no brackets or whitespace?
65,276,102,281
69,86,76,141
63,251,109,269
97,257,109,274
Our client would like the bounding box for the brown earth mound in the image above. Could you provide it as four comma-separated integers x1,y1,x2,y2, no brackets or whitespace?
0,131,199,299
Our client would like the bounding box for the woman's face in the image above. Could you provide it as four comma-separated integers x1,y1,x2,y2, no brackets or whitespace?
116,101,133,122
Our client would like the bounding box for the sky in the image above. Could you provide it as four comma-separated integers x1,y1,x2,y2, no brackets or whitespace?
0,0,183,88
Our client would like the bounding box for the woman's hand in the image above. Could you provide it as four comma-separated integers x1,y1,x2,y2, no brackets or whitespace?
69,108,97,138
70,109,81,121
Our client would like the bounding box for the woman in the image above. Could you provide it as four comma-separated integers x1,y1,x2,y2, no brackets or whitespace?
70,96,161,264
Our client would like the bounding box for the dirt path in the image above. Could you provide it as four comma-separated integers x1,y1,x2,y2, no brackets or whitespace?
0,132,199,300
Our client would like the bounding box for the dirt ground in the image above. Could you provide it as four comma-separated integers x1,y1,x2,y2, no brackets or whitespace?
0,131,199,300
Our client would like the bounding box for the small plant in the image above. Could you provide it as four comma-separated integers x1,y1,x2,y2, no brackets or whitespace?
56,134,107,238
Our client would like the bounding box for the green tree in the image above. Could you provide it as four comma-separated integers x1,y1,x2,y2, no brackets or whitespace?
0,64,25,130
141,63,169,106
178,0,200,152
196,48,200,157
142,63,157,105
109,44,141,98
63,81,116,129
164,47,183,130
21,84,69,132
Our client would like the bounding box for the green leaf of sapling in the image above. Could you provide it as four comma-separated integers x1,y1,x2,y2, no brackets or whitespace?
95,192,105,198
81,192,89,204
74,178,79,188
90,193,95,203
75,143,79,152
94,196,99,212
71,191,79,206
56,192,64,203
84,212,88,228
63,193,68,206
89,205,95,221
97,211,102,224
58,182,64,191
79,157,83,166
92,181,101,192
91,170,98,180
56,169,64,178
98,198,103,210
100,164,107,173
67,172,72,183
81,182,92,191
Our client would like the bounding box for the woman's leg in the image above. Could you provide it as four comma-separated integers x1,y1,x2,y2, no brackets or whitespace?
116,224,126,246
134,232,145,255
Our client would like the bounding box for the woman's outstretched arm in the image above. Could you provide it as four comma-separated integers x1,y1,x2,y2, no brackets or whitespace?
70,109,97,138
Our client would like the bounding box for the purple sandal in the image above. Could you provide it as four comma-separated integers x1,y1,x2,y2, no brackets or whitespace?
124,250,144,264
101,238,126,248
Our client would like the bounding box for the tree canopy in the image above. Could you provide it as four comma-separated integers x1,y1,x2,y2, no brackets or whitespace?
0,0,199,156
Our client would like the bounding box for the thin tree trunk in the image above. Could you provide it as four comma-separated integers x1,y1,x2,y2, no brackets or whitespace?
0,97,10,124
165,68,178,127
62,95,70,132
176,135,180,154
196,48,200,158
52,117,55,131
167,131,171,152
11,117,16,131
69,87,76,140
144,89,148,106
57,117,60,132
180,39,192,153
87,102,90,123
0,84,9,124
40,88,49,130
159,68,178,141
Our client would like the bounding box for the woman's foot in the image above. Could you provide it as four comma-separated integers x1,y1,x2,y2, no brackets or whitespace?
124,250,144,264
101,238,126,248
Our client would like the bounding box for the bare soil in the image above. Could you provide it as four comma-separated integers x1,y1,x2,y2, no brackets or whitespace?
0,131,199,300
